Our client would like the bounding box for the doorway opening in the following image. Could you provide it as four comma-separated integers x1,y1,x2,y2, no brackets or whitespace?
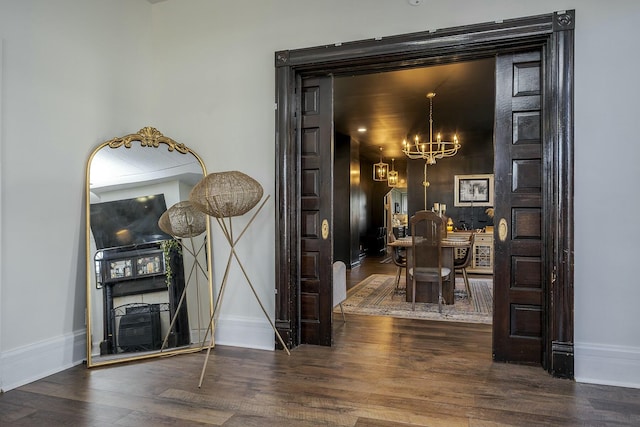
332,57,496,328
275,10,575,378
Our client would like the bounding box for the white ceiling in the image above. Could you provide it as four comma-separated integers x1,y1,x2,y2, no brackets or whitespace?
90,143,203,194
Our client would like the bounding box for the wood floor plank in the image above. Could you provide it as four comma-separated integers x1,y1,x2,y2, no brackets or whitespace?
1,256,639,426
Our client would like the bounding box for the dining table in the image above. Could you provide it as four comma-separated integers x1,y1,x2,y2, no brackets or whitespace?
388,235,472,304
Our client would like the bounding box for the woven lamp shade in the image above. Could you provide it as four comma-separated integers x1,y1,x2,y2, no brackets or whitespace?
189,171,263,218
158,201,207,238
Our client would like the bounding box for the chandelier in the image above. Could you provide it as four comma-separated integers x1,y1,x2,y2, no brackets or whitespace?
373,147,389,181
402,92,461,210
402,92,460,165
387,158,398,187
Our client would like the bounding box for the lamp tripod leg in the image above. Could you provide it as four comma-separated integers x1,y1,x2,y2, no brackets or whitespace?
160,238,206,351
198,196,290,389
198,339,214,388
198,242,234,350
198,243,290,388
228,245,290,355
197,218,239,388
203,201,279,350
216,208,291,356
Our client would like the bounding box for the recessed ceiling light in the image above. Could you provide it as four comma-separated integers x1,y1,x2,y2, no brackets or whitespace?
357,127,367,132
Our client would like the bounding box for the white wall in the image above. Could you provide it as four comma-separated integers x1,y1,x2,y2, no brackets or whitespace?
0,0,155,391
1,0,639,391
0,34,4,393
149,0,640,389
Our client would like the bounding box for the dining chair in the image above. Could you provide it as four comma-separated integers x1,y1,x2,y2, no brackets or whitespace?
387,232,407,295
454,232,475,302
409,210,451,312
333,261,347,322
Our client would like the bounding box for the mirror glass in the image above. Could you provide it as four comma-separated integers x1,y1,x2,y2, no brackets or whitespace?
85,127,213,367
387,187,408,225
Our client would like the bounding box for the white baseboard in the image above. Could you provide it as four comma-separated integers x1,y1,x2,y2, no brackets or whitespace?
0,329,86,392
0,329,87,391
0,317,275,392
213,315,275,351
575,343,640,389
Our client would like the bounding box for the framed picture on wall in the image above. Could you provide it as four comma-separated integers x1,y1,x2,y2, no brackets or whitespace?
454,174,494,207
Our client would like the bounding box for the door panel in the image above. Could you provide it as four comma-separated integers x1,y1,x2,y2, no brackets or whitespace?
493,50,544,364
299,76,333,346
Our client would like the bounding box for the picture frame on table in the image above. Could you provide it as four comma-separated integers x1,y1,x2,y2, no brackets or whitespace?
454,174,494,207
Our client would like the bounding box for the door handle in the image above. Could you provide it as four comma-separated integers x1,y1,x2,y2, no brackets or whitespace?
498,218,508,242
321,219,329,240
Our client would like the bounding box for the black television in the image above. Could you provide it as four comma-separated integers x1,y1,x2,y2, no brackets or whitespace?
90,194,172,250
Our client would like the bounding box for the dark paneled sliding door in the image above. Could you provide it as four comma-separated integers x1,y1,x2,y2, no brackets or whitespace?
493,50,544,364
299,76,333,345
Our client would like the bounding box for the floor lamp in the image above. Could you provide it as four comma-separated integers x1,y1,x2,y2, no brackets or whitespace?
189,171,290,388
157,201,210,351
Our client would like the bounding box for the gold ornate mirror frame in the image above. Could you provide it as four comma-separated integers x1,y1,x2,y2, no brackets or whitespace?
85,127,213,367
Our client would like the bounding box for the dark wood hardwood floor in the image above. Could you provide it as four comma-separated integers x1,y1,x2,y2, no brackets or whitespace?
346,254,398,290
1,256,638,426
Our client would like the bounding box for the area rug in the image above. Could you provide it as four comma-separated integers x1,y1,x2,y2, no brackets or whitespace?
336,274,493,324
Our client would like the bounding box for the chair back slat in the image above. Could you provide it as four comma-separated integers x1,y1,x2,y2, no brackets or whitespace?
409,210,450,312
411,210,444,269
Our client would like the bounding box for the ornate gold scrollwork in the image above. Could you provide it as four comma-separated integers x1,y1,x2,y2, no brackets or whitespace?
106,126,190,154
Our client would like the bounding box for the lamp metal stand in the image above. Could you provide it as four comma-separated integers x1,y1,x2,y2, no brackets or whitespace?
197,194,290,388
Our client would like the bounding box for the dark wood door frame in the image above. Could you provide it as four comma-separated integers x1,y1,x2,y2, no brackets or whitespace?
275,10,574,378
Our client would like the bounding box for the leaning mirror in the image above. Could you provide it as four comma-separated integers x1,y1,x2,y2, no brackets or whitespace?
85,127,213,367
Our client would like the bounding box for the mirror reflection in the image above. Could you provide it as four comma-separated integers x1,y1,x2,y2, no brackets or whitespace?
385,188,408,236
85,127,213,367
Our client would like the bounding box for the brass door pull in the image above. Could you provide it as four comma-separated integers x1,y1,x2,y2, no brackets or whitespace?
498,218,508,242
321,219,329,240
